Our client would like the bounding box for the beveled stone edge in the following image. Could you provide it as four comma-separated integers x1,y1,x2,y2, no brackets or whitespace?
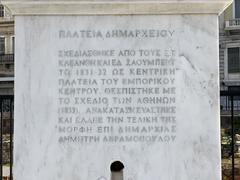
2,1,233,15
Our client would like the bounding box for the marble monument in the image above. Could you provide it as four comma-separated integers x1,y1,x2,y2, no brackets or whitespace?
2,0,232,180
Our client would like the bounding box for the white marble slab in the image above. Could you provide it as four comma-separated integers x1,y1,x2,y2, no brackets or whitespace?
15,15,221,180
2,0,233,15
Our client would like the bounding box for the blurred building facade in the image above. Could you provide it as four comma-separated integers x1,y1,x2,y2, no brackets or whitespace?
0,4,14,96
219,0,240,90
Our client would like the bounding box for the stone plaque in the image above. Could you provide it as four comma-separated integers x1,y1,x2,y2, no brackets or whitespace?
3,0,232,180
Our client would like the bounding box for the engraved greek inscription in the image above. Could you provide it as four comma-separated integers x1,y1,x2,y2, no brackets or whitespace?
57,28,177,144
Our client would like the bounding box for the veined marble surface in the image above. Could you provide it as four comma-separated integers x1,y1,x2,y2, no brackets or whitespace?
15,15,220,180
2,0,232,15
